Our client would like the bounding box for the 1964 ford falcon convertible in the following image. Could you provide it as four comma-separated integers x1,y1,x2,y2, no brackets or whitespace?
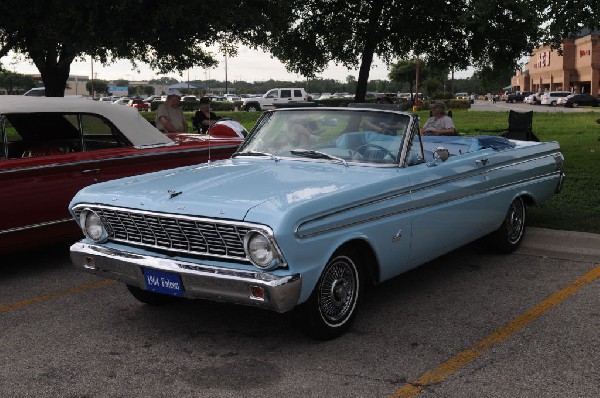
69,107,564,339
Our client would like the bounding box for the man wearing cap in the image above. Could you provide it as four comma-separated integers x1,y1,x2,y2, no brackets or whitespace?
421,102,456,136
155,93,188,134
192,97,221,133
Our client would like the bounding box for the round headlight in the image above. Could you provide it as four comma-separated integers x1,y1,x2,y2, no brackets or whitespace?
80,209,108,242
244,230,277,269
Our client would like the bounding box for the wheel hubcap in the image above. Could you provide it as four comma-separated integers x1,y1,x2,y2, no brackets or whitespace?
319,258,358,324
506,199,525,243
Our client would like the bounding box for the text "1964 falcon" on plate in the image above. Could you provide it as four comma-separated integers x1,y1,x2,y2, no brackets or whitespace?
69,107,564,339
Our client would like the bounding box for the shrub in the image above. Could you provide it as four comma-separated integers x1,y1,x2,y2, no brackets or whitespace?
421,99,471,110
150,100,235,112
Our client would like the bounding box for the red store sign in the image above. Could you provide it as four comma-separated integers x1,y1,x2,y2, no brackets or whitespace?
579,50,591,57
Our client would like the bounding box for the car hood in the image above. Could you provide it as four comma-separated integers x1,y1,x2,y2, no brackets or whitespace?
70,158,400,224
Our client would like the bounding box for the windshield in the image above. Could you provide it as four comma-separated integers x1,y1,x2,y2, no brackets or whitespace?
237,109,410,165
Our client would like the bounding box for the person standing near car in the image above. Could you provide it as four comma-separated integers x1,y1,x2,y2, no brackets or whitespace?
155,92,188,134
192,97,221,133
420,102,456,136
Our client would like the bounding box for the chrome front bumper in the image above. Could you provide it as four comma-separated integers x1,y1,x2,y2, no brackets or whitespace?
70,242,302,313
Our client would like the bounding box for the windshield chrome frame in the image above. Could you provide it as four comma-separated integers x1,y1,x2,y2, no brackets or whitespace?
238,107,414,168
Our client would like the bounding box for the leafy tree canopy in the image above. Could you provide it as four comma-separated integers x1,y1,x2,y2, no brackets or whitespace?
259,0,549,101
0,0,265,96
544,0,600,48
0,70,37,93
149,77,180,85
86,79,109,96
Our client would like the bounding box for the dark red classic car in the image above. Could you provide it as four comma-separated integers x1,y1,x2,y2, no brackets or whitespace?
0,96,245,253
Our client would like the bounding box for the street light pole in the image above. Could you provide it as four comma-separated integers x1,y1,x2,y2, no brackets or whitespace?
90,56,95,99
225,54,228,95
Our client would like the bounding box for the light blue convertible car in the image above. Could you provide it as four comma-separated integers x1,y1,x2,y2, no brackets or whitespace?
69,107,565,339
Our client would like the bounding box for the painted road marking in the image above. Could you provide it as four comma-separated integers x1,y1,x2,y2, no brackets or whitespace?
389,264,600,398
0,279,116,313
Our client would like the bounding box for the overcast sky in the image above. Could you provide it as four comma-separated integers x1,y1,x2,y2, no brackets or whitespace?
1,45,473,83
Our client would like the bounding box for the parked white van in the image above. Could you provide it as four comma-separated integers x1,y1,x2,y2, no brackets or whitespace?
540,91,571,106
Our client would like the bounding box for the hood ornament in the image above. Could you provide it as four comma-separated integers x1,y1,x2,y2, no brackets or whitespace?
168,190,182,199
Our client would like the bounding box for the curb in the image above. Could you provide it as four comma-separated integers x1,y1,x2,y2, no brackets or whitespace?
518,227,600,262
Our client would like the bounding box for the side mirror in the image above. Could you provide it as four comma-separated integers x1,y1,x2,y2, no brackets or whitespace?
427,146,450,167
434,147,450,162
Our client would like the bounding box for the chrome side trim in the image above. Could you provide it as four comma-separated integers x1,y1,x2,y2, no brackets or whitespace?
0,217,73,235
70,242,302,313
295,170,563,239
133,142,179,149
0,144,239,174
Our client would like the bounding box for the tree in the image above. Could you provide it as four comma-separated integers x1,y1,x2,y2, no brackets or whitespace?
544,0,600,48
0,70,37,93
143,86,155,96
421,77,443,99
86,79,109,96
259,0,548,102
474,66,515,94
389,60,420,100
0,0,267,97
149,77,180,85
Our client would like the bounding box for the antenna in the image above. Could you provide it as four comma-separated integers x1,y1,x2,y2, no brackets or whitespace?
207,116,212,165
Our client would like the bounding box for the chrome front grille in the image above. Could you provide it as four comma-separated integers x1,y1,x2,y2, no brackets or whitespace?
75,206,251,261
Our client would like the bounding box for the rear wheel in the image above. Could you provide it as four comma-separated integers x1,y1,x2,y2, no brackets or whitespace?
295,248,362,340
126,285,178,305
487,197,527,253
572,102,579,108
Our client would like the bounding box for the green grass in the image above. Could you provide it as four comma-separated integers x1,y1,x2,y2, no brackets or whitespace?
422,110,600,234
135,110,600,234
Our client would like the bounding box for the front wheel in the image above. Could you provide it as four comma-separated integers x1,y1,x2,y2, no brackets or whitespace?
486,197,527,253
294,248,362,340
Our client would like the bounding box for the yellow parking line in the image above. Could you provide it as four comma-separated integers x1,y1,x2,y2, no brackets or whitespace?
0,279,116,313
389,264,600,398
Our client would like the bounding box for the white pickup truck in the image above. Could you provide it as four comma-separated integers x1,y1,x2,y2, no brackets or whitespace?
241,88,309,111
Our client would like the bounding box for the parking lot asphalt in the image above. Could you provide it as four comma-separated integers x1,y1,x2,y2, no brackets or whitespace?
471,99,600,113
1,228,599,398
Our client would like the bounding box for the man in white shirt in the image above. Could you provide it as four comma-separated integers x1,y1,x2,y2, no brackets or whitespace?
155,92,188,134
421,102,456,136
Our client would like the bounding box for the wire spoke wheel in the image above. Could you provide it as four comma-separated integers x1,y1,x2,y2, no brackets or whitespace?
295,248,363,340
486,196,527,253
318,257,358,325
505,197,525,245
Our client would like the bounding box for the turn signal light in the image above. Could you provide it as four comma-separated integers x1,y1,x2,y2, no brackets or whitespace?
250,286,265,300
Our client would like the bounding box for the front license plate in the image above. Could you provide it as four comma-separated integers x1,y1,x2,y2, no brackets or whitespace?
143,268,184,297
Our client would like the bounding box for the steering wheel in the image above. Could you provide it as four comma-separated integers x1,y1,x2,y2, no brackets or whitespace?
353,143,397,162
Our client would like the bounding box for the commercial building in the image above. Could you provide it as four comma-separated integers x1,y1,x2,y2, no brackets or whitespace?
510,33,600,97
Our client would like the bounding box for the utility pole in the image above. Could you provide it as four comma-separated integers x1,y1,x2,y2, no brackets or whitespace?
90,56,95,98
225,54,228,95
415,55,420,107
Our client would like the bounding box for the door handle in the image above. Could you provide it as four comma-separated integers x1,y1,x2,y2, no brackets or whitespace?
82,169,100,175
476,158,489,166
